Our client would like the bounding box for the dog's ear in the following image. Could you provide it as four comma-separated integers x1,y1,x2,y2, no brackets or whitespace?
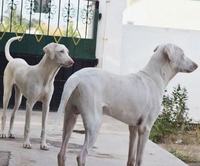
164,43,177,62
153,45,159,52
43,43,57,59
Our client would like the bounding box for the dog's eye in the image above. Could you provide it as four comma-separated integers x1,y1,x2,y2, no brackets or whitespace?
60,50,64,53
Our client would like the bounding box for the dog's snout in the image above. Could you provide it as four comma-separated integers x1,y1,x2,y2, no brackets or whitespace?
66,60,74,67
70,60,74,65
189,62,198,72
193,62,198,69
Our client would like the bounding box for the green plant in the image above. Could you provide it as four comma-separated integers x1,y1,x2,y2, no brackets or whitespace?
150,84,192,143
62,21,79,37
4,10,39,33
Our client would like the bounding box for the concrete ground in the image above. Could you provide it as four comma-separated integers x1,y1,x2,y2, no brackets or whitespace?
0,109,188,166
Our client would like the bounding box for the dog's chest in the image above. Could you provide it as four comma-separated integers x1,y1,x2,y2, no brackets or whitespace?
41,85,52,95
35,86,52,102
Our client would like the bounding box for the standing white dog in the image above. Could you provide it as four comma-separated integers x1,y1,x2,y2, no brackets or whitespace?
0,36,74,150
56,43,198,166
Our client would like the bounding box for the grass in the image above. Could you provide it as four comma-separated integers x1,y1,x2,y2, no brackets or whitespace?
159,130,200,164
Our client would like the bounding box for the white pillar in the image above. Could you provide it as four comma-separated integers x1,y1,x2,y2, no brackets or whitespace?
95,0,126,74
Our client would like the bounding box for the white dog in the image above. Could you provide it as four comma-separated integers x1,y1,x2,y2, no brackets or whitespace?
56,43,198,166
0,36,74,150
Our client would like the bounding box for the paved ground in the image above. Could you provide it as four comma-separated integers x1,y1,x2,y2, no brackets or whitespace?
0,109,188,166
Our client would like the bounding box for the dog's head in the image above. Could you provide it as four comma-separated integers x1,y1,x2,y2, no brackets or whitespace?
43,43,74,67
154,43,198,73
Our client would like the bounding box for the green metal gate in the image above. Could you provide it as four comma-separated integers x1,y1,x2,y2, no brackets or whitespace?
0,0,99,110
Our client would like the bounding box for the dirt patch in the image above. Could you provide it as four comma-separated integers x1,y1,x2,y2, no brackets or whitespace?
0,151,11,166
158,130,200,165
73,130,85,134
91,153,114,159
188,163,200,166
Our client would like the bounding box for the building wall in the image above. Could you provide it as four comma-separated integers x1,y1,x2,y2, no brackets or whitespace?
120,25,200,120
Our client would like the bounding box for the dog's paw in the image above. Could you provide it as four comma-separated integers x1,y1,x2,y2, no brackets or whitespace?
8,133,15,138
0,133,6,138
40,143,50,151
23,142,32,149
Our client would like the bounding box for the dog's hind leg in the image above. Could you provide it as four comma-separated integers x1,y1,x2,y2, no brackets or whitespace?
8,85,22,138
76,106,102,166
0,74,13,138
127,126,138,166
57,105,78,166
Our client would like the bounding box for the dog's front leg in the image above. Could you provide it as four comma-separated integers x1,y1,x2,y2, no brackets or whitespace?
135,126,150,166
127,126,138,166
23,101,34,149
40,101,50,150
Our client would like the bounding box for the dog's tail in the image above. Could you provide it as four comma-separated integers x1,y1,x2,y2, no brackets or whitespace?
5,36,22,62
48,75,80,131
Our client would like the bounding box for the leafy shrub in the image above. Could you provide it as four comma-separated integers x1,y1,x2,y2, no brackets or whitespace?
150,84,192,143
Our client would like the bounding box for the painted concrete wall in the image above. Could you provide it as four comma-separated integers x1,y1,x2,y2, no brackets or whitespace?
95,1,200,121
120,25,200,120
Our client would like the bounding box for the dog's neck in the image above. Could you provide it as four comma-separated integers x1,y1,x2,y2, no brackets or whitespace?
36,55,61,86
142,53,178,90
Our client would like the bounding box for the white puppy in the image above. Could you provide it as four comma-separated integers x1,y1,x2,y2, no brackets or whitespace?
0,36,74,150
56,43,198,166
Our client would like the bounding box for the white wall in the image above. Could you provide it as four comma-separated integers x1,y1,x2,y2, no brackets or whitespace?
95,1,200,121
119,25,200,120
124,0,200,31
